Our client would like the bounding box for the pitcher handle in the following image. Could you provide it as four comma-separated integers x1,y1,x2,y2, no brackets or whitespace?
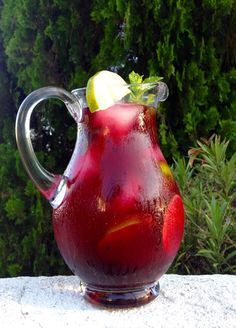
15,86,82,201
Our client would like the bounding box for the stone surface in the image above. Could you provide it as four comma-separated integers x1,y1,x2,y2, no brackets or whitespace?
0,275,235,328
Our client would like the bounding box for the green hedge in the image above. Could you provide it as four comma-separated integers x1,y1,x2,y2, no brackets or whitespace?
91,0,236,157
0,0,235,276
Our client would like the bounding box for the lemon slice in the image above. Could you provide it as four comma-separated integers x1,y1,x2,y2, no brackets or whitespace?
86,70,130,112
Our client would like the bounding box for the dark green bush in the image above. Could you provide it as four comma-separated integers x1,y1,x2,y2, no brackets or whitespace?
91,0,236,157
0,0,235,276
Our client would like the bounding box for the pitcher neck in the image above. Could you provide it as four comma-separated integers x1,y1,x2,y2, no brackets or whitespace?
78,103,158,144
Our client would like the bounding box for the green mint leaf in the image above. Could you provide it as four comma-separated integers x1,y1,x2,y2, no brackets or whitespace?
128,71,143,84
143,76,163,83
128,71,163,107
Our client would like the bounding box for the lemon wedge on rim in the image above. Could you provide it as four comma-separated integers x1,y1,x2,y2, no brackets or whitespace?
86,70,130,112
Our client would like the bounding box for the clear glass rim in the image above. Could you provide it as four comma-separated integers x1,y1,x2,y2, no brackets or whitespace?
71,81,164,94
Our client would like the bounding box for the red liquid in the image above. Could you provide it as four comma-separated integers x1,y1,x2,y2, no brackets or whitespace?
53,103,184,291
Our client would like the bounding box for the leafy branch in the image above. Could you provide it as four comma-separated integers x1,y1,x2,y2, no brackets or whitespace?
171,136,236,274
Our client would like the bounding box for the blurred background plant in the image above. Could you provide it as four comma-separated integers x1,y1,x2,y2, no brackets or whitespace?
171,136,236,274
0,0,235,276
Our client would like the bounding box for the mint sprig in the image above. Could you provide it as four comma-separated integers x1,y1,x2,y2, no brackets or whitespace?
128,71,163,106
128,71,144,84
128,71,163,84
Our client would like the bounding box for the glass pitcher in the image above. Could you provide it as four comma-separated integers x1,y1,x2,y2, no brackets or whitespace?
15,81,184,307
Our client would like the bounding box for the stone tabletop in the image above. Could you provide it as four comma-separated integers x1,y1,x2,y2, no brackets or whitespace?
0,274,235,328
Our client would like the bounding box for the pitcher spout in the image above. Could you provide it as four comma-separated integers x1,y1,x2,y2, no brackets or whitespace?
156,82,169,103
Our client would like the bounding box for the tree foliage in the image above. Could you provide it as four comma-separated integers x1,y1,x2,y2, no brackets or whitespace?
0,0,235,276
91,0,236,157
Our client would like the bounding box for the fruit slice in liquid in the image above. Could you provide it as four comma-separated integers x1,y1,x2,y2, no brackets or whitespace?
162,195,184,255
97,213,156,270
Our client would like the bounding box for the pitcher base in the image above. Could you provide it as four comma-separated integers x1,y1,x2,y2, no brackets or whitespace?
81,282,160,308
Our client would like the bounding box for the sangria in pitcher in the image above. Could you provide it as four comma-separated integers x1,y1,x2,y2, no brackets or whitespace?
15,71,184,307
